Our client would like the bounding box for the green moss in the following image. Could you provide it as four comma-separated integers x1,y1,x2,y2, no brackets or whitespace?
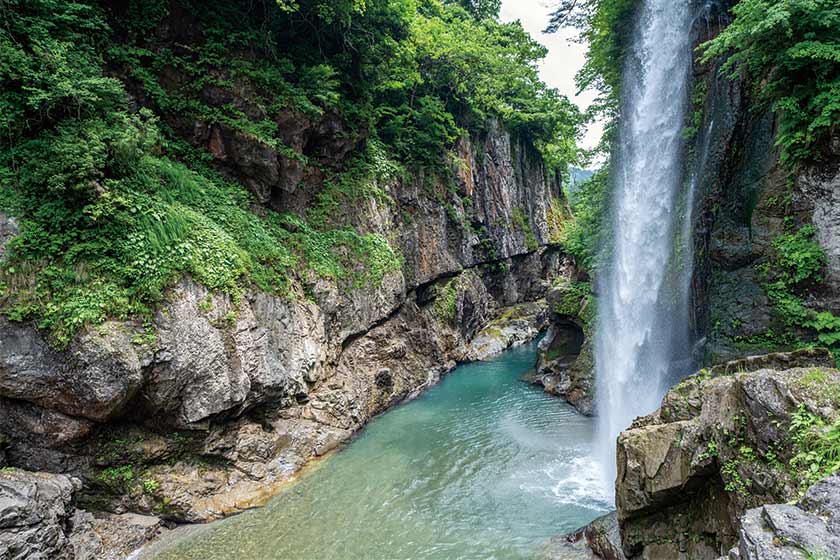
433,277,461,322
546,197,568,244
552,281,591,319
794,369,840,408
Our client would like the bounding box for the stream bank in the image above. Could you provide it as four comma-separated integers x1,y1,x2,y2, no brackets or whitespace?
136,340,611,560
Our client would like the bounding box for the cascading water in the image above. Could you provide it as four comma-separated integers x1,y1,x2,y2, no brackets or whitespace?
594,0,697,488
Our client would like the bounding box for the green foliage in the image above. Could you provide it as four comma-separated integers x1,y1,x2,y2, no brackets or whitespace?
772,225,825,286
433,277,460,322
789,405,840,492
552,280,591,318
560,167,610,270
721,459,751,496
702,0,840,165
0,0,401,345
445,0,500,20
755,224,840,362
96,465,135,493
546,0,639,152
108,0,581,168
0,0,578,344
683,78,710,141
142,478,160,494
698,440,719,461
379,1,582,166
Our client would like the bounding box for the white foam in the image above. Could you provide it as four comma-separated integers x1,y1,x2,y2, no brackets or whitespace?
516,451,613,511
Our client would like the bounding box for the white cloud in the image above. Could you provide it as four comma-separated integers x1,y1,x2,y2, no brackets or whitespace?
500,0,604,153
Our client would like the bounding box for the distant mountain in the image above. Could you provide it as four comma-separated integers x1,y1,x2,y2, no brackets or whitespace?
567,167,596,197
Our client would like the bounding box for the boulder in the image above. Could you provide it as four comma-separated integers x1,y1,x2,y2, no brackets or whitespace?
615,359,840,559
466,300,549,361
0,470,98,559
545,513,626,559
736,474,840,559
0,319,146,422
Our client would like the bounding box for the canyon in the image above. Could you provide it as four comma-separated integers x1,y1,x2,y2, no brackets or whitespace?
2,0,840,559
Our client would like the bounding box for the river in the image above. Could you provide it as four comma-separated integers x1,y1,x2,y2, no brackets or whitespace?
140,340,610,560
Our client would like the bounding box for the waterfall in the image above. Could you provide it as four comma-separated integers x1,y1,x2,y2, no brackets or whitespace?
594,0,697,489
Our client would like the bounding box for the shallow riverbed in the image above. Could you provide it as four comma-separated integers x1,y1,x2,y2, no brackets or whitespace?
140,340,610,560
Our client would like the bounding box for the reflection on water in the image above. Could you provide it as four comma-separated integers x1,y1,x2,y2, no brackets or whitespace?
142,340,610,560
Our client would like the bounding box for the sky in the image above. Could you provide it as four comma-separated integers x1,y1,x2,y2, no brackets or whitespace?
499,0,604,153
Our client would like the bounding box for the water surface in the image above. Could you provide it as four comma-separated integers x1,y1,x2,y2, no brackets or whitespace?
143,340,609,560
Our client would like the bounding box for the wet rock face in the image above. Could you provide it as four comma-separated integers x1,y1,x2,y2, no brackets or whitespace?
688,22,840,361
614,353,840,560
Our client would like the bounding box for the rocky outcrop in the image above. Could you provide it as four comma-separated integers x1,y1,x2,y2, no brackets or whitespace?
0,59,572,529
0,213,16,262
545,514,626,560
0,470,85,559
465,300,549,361
734,474,840,560
1,248,569,522
0,468,162,560
532,279,595,415
614,351,840,559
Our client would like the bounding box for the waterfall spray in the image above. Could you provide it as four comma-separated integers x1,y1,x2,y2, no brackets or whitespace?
594,0,696,490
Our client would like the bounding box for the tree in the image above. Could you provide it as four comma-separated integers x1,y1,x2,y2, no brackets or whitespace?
446,0,501,20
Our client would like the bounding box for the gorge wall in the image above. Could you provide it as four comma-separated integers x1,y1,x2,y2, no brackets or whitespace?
0,109,567,520
686,2,840,364
0,4,577,555
593,1,840,558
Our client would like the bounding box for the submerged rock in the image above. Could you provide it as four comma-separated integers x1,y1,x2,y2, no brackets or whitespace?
545,513,626,560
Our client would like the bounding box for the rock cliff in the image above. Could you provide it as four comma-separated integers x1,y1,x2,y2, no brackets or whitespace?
686,5,840,363
0,2,574,558
0,42,572,560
